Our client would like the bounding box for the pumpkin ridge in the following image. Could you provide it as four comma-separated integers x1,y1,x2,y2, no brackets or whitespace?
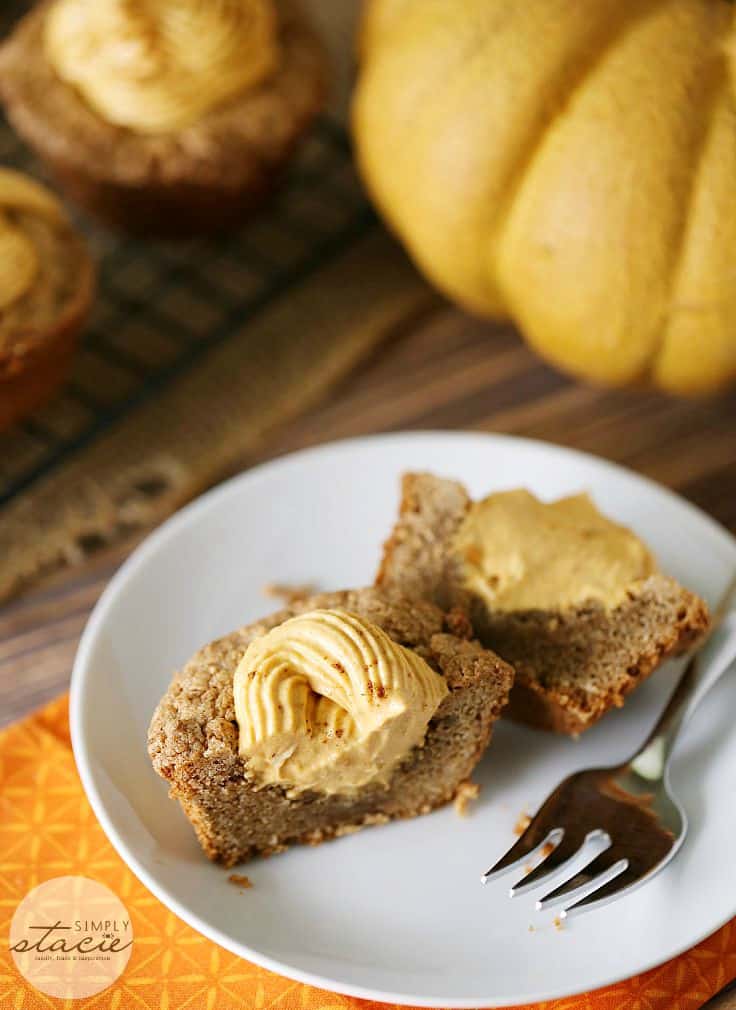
354,4,527,313
488,0,671,290
492,0,728,387
653,66,731,385
357,5,516,169
394,8,550,311
355,0,671,318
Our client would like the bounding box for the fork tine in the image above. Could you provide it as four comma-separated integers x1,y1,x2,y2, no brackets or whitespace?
537,852,629,910
510,828,610,897
561,861,645,918
481,827,564,884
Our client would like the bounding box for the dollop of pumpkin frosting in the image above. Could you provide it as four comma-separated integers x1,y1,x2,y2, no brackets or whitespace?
233,609,449,796
454,490,656,613
43,0,280,134
0,169,66,311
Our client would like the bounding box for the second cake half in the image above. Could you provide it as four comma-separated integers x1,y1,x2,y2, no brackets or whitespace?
377,473,710,735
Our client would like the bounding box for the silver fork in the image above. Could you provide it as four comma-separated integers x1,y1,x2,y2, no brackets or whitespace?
482,575,736,918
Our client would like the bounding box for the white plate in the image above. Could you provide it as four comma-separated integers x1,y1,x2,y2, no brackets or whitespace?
71,432,736,1008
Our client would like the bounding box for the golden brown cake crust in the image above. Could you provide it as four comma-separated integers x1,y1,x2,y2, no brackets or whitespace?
0,202,94,432
491,580,709,734
376,471,472,611
0,1,328,235
148,587,514,865
377,472,711,736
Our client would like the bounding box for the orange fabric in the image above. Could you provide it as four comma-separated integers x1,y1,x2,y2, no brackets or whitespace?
1,695,736,1010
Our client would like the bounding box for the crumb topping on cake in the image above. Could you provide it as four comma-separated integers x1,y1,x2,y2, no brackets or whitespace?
148,587,515,864
234,608,449,796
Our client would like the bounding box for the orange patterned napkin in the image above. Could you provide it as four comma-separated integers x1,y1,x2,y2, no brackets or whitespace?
2,696,736,1010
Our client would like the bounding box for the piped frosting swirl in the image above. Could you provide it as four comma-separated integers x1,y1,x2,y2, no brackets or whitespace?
44,0,280,134
233,608,449,796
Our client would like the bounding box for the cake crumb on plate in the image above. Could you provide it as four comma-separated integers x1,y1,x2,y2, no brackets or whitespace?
228,874,253,890
514,811,532,835
263,582,316,605
454,780,480,816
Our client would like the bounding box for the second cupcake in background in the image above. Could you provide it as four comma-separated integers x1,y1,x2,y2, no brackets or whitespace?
0,167,94,432
0,0,329,237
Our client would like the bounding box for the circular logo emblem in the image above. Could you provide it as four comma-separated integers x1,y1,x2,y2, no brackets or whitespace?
10,876,133,999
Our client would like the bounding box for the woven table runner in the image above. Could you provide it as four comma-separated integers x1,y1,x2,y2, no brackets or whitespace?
1,695,735,1009
0,228,433,604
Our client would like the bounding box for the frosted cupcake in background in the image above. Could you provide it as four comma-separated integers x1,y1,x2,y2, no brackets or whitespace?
0,0,329,236
0,167,94,431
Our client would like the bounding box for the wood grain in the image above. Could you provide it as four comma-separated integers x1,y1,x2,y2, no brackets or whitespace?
1,262,735,1006
1,295,735,725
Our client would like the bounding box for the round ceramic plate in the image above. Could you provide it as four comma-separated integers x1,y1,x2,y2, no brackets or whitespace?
71,432,736,1008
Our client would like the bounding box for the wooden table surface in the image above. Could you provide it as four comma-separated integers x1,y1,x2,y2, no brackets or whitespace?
3,300,735,726
2,285,736,1007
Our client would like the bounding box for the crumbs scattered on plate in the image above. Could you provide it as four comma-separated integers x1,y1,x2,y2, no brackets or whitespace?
553,916,564,931
454,780,480,817
228,874,253,890
514,811,531,835
263,582,316,605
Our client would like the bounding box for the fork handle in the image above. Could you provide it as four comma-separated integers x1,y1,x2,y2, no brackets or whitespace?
630,611,736,780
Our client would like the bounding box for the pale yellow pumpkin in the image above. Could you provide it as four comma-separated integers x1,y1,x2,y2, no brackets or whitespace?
352,0,736,394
